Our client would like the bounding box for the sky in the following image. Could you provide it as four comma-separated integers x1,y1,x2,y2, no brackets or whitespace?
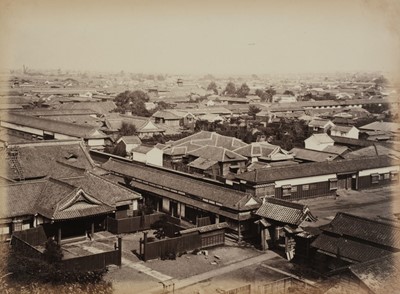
0,0,399,75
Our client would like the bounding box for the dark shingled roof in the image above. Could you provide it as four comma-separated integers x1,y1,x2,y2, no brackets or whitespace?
322,212,400,249
311,234,393,263
2,113,108,139
255,198,317,226
349,252,400,294
1,172,141,221
1,141,95,180
236,155,398,184
101,158,258,211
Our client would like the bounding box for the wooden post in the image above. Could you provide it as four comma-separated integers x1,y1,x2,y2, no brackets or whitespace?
57,227,62,244
143,231,148,261
91,222,95,239
117,237,122,268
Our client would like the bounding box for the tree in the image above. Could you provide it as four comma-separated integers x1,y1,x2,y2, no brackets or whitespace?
113,142,127,157
152,215,169,239
248,105,261,119
119,122,137,136
236,83,250,98
224,82,236,95
283,90,295,96
114,90,151,116
43,238,63,264
207,81,218,94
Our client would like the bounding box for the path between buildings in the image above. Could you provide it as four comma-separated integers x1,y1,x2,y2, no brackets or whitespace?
81,244,172,282
144,251,281,294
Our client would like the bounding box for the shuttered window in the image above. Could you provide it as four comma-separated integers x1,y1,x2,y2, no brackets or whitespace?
371,173,379,184
329,178,338,190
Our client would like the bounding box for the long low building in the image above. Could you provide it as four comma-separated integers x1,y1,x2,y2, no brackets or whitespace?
235,155,399,200
100,158,262,239
0,112,108,148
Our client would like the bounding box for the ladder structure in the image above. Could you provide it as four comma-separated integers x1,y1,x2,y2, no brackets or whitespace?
7,146,25,181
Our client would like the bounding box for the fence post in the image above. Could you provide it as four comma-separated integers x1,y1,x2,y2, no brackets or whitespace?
117,236,122,268
143,231,148,261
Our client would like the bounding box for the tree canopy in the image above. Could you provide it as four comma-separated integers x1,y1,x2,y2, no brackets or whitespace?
207,81,218,94
114,90,151,116
248,105,261,119
224,82,236,95
236,83,250,98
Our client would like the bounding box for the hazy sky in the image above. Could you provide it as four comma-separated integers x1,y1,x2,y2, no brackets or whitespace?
1,0,399,75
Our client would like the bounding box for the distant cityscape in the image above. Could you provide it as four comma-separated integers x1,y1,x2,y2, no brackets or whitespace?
0,66,399,294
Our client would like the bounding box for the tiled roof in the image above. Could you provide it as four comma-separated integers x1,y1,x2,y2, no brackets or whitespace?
308,119,332,128
360,121,399,133
331,125,354,133
2,113,108,139
188,157,218,170
131,145,154,154
1,141,95,180
1,172,140,221
236,155,397,184
169,131,247,151
255,198,316,226
322,145,349,155
188,145,247,162
234,142,279,158
101,158,256,211
62,172,141,206
290,148,339,162
0,180,46,218
311,234,392,263
55,101,116,114
344,145,400,159
349,252,400,294
119,135,142,145
322,212,400,250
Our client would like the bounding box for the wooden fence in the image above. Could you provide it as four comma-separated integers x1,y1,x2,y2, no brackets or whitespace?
141,231,201,261
10,229,122,273
223,284,251,294
258,277,321,294
141,223,228,261
107,212,181,234
12,226,47,246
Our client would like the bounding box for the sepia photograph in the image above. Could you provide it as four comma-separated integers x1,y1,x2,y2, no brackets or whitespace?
0,0,399,293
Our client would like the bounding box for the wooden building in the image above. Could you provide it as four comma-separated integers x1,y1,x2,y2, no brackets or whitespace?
235,156,399,201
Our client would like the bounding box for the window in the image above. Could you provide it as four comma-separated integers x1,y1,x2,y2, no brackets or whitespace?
282,185,292,197
302,184,310,191
384,173,390,180
291,186,298,193
391,171,399,181
329,178,338,190
371,174,379,184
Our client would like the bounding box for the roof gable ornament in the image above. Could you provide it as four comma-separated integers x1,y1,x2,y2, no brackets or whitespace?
58,188,102,211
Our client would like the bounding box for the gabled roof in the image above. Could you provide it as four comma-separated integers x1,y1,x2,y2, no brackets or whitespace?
55,101,116,115
117,135,142,145
1,172,141,221
236,155,398,184
255,198,317,226
34,178,114,220
2,113,108,139
152,109,192,120
305,133,335,144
